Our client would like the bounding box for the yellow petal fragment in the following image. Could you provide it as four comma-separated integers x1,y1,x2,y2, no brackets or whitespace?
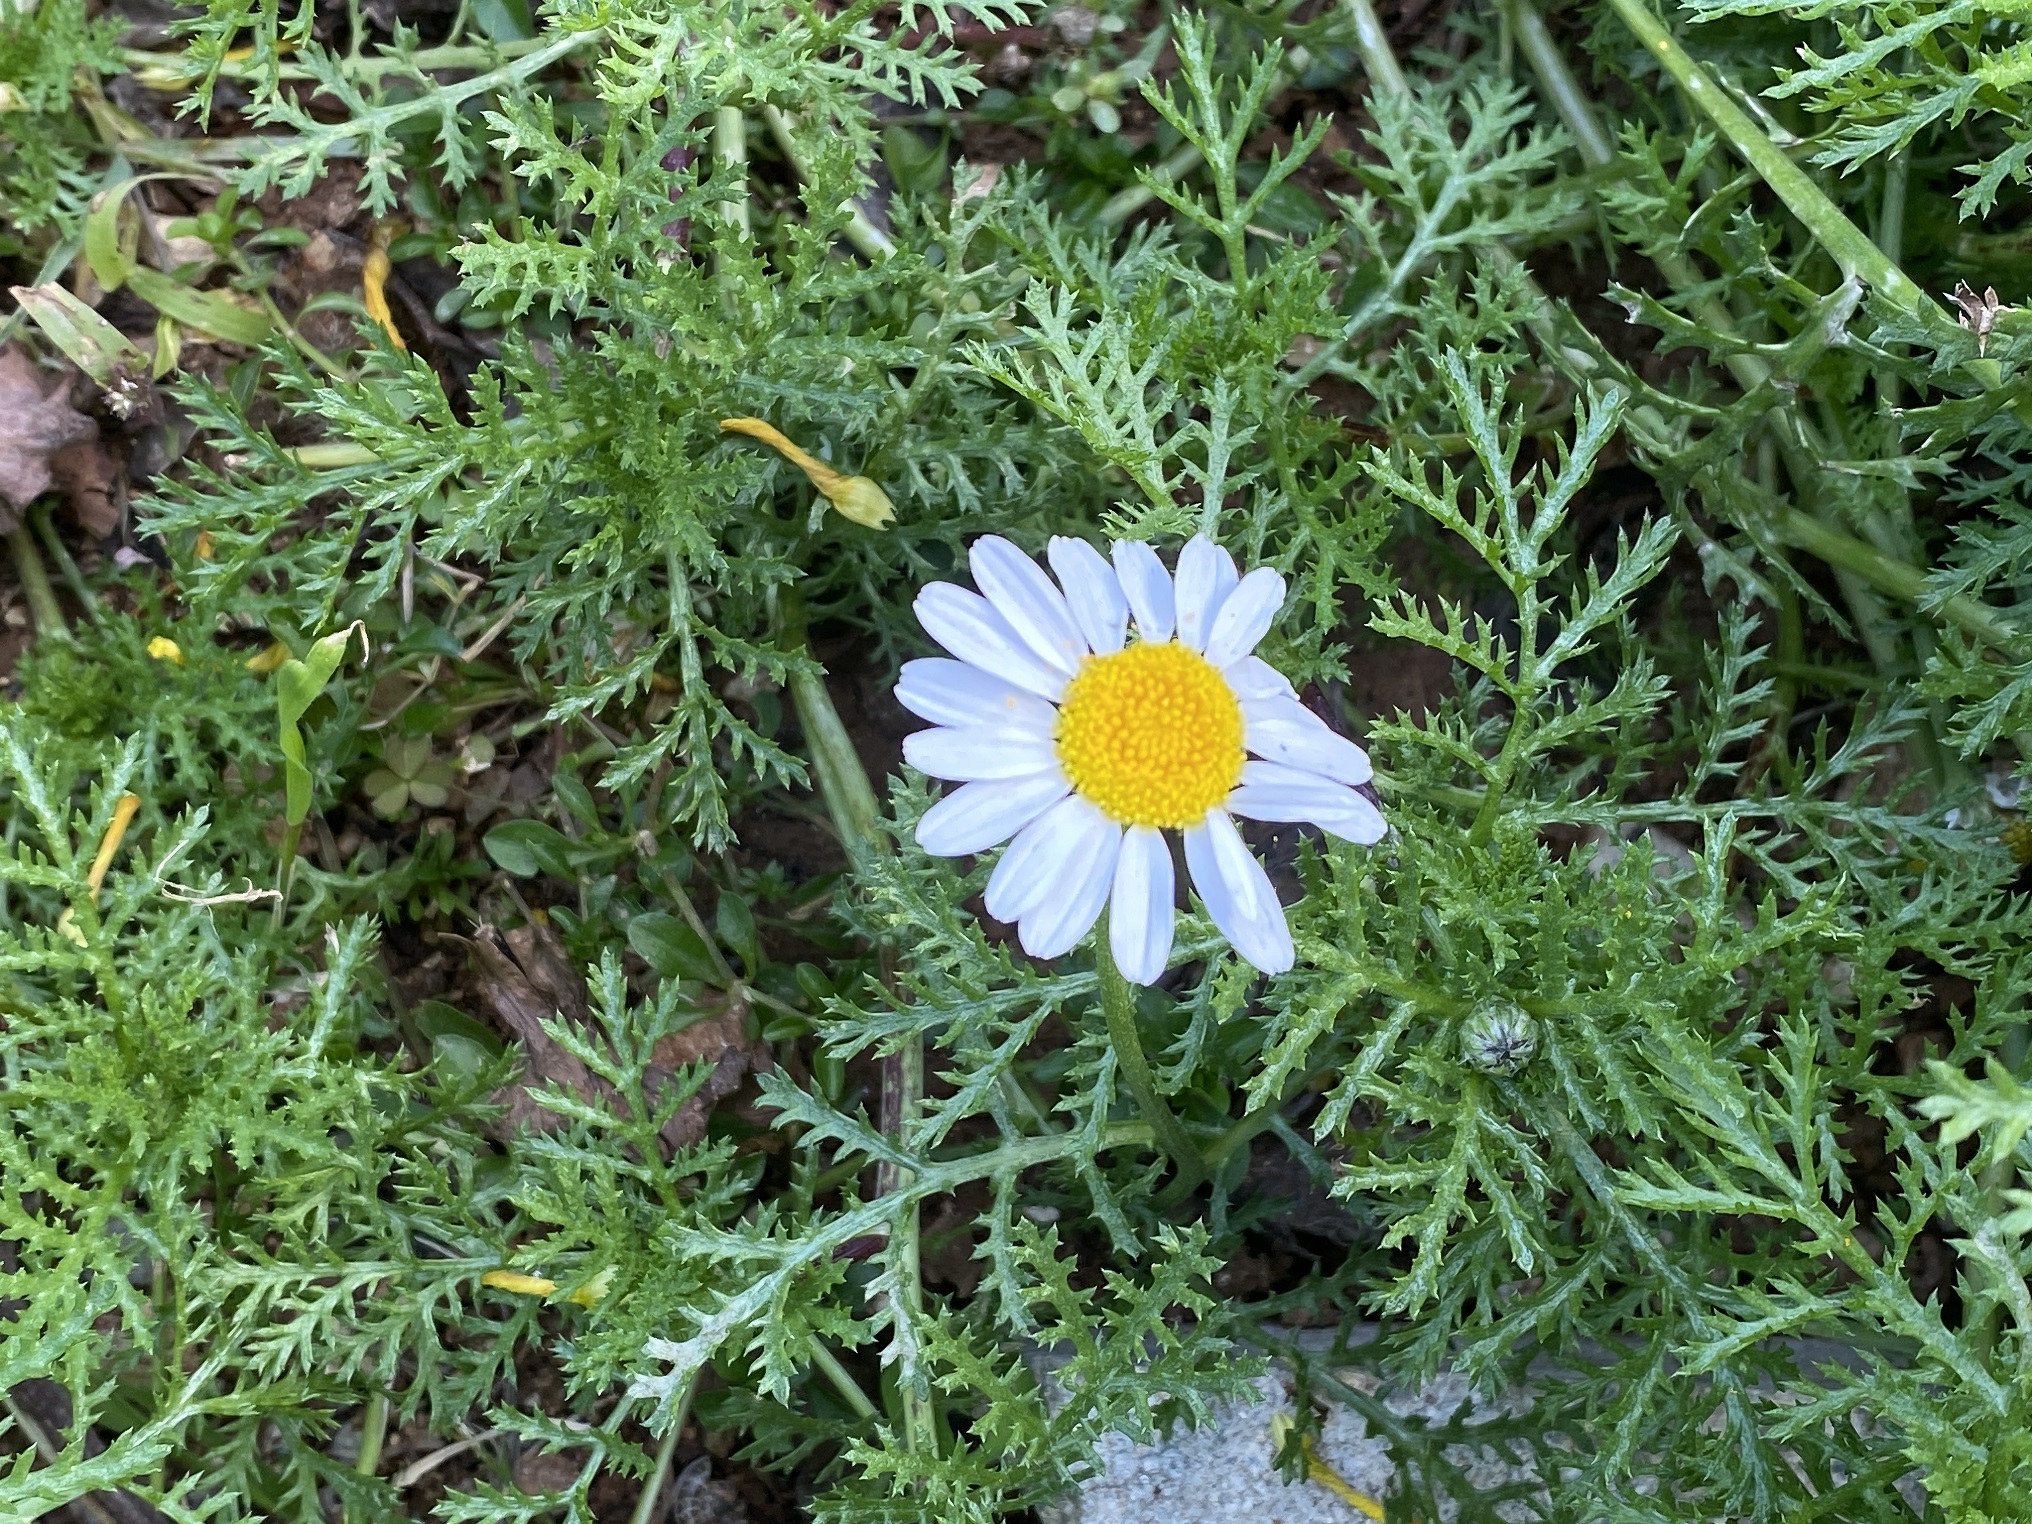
563,1267,615,1307
480,1269,557,1296
1267,1413,1385,1520
362,232,407,352
59,791,144,946
719,417,894,529
87,793,143,894
194,529,214,559
822,475,899,529
146,636,184,664
245,640,292,673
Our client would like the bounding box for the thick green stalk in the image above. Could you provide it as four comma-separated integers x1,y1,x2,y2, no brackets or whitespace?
1772,506,2029,656
759,104,896,262
872,1030,935,1456
776,588,930,1454
271,821,302,932
1341,0,1409,98
809,1341,881,1421
1876,147,1913,410
627,1376,699,1524
355,1393,387,1475
780,595,883,868
715,99,752,246
1467,713,1534,848
6,525,67,642
1095,924,1207,1194
1506,0,1613,165
341,1389,389,1522
31,504,101,625
1602,0,1930,318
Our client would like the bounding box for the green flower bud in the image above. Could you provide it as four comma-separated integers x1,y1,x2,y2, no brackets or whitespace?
1461,998,1536,1075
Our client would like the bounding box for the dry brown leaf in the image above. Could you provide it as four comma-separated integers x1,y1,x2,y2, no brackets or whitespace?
648,1005,771,1152
0,348,97,529
467,919,767,1154
669,1456,751,1524
49,436,121,538
467,920,604,1139
511,1446,584,1497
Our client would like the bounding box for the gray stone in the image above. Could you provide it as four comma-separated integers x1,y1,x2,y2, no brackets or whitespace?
1040,1348,1541,1524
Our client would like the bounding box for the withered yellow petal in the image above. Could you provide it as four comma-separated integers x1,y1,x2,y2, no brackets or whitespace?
819,474,896,529
719,417,894,529
146,637,184,664
563,1267,615,1307
245,640,292,673
480,1269,557,1296
362,245,407,352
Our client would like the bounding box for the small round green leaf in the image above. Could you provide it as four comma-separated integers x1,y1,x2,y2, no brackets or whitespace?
627,911,719,984
483,818,574,877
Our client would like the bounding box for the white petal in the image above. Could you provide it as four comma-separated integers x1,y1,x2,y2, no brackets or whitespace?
1019,819,1122,960
1048,537,1128,655
985,793,1108,922
1108,825,1175,985
1242,695,1373,786
1183,809,1293,976
1226,655,1297,702
1228,761,1386,845
1172,535,1238,652
970,535,1087,675
904,724,1060,781
896,658,1058,733
1111,540,1174,643
916,773,1069,856
915,583,1069,701
1202,566,1286,670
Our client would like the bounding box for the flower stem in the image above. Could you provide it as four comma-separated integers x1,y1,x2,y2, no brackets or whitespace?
31,504,101,626
355,1392,388,1477
271,820,302,932
1340,0,1409,98
1095,924,1207,1195
774,586,933,1454
759,104,895,262
778,588,883,867
714,41,752,304
1772,505,2030,657
808,1340,880,1421
6,525,67,643
627,1375,699,1524
1602,0,1930,317
874,1024,937,1456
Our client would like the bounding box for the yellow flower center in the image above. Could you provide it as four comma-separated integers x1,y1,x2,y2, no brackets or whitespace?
1053,641,1244,829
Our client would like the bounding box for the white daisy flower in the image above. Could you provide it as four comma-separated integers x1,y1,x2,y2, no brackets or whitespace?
899,533,1385,984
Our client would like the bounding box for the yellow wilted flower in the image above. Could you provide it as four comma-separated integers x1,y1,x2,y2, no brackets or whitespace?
245,640,292,673
720,417,894,528
480,1269,557,1296
146,636,184,664
57,792,142,946
563,1267,615,1307
1266,1412,1385,1520
363,222,407,352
